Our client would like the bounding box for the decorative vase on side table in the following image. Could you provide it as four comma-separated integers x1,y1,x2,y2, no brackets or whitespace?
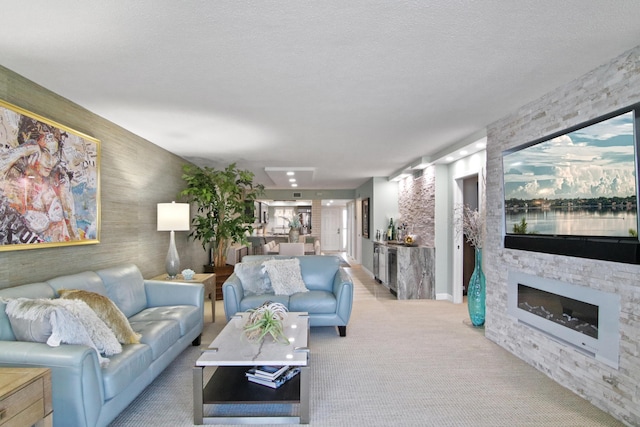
467,247,486,326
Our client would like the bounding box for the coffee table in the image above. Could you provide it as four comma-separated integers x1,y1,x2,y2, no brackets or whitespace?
193,312,310,424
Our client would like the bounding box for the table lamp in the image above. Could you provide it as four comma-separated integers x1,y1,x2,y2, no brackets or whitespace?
157,202,190,278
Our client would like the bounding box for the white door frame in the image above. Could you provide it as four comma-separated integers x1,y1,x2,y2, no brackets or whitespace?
452,178,465,304
452,170,485,304
355,198,362,263
347,201,357,260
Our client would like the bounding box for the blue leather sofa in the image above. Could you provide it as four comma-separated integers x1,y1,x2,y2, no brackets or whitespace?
0,264,204,427
222,255,353,336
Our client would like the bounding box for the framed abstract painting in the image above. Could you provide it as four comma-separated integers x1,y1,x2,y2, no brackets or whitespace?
0,100,100,251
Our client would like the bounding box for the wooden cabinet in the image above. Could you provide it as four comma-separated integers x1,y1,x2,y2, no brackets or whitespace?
0,368,52,427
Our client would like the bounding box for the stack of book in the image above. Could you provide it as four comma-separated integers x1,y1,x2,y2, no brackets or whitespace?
246,365,301,389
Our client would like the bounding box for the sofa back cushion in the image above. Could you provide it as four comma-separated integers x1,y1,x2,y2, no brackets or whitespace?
96,264,147,318
298,256,340,291
0,282,56,341
47,271,108,296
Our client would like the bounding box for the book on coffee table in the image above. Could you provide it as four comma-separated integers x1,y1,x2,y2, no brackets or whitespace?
248,365,289,381
246,367,300,389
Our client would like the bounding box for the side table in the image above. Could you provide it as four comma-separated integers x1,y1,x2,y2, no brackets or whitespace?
0,367,53,427
150,273,216,322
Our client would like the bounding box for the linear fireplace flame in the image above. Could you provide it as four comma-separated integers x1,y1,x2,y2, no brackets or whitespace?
518,284,599,339
508,272,620,369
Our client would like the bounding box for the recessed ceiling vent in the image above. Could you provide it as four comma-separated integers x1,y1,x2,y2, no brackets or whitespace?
293,192,302,198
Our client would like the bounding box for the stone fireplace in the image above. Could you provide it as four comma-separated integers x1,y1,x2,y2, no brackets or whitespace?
507,271,620,369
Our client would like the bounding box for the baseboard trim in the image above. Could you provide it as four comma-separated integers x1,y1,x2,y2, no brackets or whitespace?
436,293,453,301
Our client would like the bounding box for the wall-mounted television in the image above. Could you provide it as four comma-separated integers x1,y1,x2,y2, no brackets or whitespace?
503,103,640,263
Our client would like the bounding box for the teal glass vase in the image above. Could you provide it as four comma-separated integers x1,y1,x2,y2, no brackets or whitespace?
467,247,486,326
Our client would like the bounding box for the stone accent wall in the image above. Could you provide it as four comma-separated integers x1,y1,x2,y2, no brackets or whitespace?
484,46,640,425
398,167,436,247
0,65,208,286
311,199,322,240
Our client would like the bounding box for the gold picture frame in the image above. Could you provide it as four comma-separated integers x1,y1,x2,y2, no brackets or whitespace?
0,99,100,251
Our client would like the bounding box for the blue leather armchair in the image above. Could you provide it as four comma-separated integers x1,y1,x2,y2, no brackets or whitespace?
222,255,353,336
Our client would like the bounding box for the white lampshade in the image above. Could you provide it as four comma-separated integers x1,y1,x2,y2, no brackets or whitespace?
157,202,190,231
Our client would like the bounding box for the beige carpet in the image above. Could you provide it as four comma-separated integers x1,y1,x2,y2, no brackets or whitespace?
109,265,623,426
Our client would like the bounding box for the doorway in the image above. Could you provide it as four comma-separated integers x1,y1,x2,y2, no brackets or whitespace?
452,172,482,304
462,176,479,294
321,206,345,251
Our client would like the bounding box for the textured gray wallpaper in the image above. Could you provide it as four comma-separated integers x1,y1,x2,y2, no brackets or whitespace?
0,65,208,287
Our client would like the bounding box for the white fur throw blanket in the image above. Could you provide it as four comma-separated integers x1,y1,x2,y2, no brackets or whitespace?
4,298,122,366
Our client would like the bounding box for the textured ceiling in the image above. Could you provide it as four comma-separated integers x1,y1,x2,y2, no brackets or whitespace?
1,1,639,189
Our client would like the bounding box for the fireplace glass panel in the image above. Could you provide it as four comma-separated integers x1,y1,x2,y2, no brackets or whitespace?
517,284,598,339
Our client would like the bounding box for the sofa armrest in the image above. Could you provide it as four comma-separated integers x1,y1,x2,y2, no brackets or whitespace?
0,341,103,427
144,280,204,309
332,267,354,324
222,273,244,321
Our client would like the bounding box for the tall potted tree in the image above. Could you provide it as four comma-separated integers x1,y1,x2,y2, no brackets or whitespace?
180,163,264,271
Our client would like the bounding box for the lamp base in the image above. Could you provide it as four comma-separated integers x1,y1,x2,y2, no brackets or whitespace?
165,230,180,278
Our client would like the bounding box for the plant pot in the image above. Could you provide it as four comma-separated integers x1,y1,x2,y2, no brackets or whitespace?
288,227,300,243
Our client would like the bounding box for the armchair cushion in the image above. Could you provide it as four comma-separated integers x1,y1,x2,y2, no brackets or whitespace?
240,294,290,312
289,290,337,314
262,258,308,296
234,261,272,296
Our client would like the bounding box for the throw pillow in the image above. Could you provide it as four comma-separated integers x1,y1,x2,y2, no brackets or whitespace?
261,258,308,296
234,261,273,296
58,289,141,344
4,297,122,366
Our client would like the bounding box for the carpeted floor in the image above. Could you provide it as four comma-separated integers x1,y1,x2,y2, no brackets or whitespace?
109,264,623,427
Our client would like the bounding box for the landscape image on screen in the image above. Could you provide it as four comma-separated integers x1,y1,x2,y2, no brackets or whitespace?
503,110,637,237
